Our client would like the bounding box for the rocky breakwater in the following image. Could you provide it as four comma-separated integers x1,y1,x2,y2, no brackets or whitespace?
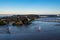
12,15,39,26
0,15,39,26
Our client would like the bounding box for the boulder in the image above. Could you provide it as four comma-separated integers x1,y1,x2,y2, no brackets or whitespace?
12,21,23,26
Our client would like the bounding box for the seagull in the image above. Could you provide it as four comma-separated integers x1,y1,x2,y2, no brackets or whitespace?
38,26,41,32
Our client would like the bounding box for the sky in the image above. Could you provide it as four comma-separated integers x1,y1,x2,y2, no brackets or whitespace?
0,0,60,15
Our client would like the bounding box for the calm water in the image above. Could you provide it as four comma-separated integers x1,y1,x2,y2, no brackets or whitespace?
0,17,60,40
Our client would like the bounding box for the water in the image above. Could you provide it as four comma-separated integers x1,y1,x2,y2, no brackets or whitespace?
0,17,60,40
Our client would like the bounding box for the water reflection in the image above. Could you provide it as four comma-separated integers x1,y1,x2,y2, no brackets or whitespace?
0,25,10,34
55,24,60,26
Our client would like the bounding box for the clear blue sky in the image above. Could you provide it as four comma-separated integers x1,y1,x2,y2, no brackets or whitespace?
0,0,60,14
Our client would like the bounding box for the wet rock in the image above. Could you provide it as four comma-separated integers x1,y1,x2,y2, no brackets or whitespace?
12,21,23,26
0,20,8,25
